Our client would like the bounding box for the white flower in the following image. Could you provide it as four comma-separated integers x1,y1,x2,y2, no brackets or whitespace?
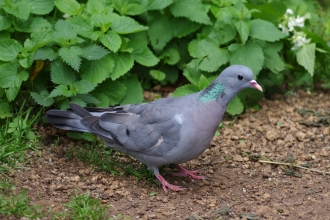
291,31,311,50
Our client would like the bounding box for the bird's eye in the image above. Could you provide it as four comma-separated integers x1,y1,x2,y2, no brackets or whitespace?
238,75,243,80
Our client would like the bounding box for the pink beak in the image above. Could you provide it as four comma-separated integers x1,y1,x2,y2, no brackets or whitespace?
250,80,263,92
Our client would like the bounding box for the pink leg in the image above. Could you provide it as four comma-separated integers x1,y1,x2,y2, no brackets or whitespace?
155,173,186,193
172,165,206,180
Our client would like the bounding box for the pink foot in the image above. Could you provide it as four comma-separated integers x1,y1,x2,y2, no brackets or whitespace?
156,173,186,193
172,165,206,180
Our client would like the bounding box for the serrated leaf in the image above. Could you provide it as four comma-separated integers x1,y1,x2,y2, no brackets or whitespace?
209,21,236,46
54,0,81,15
73,80,97,94
250,19,286,42
172,84,199,97
250,1,286,23
228,41,264,76
297,43,315,76
226,96,244,115
58,46,82,71
29,17,52,32
263,42,285,73
0,102,12,118
110,13,148,34
26,0,54,15
129,40,159,66
0,15,11,31
148,0,173,10
34,47,58,61
114,1,147,15
0,39,23,61
148,11,172,51
160,48,180,65
81,54,114,84
170,0,211,25
68,16,99,40
171,17,201,38
183,59,203,86
50,60,76,85
93,92,110,107
100,31,122,52
110,52,134,80
150,70,166,81
49,84,73,98
119,74,143,105
95,80,126,105
53,20,77,41
31,90,54,107
4,1,30,20
233,18,250,44
70,97,86,107
80,44,109,60
76,93,100,104
199,74,209,90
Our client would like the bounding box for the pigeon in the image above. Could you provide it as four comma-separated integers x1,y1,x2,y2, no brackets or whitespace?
46,65,263,193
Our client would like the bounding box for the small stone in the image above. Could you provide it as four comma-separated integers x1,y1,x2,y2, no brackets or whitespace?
295,131,306,142
91,175,99,183
256,205,271,216
233,155,243,162
62,177,70,183
263,193,271,199
266,131,277,141
70,175,80,182
55,184,66,191
323,127,330,136
319,147,329,157
162,197,168,203
262,165,272,178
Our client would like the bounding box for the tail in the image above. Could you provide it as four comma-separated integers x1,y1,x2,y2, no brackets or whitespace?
45,103,92,132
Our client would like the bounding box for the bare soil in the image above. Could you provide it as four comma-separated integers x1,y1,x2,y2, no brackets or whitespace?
8,90,330,219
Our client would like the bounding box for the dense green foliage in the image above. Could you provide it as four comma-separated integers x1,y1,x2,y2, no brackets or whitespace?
0,0,329,116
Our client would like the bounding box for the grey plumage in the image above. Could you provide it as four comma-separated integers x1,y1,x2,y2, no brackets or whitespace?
46,65,263,192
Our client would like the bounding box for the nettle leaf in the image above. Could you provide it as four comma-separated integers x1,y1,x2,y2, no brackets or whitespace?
110,52,134,80
119,74,143,105
75,94,100,105
50,60,76,85
4,1,30,20
233,18,250,44
172,84,199,97
226,96,244,115
95,80,126,105
49,84,73,98
81,54,114,84
183,59,203,86
171,17,201,38
148,0,173,10
93,92,110,107
129,40,159,67
53,20,77,41
58,46,82,71
100,31,122,52
250,1,286,24
81,44,109,60
228,41,264,76
148,11,172,51
26,0,54,15
73,80,97,94
114,0,147,16
0,39,23,61
160,48,180,65
31,90,54,107
34,47,58,61
110,13,148,34
70,97,86,107
29,17,52,32
150,70,166,81
263,42,285,73
297,43,315,76
199,74,210,90
250,19,286,42
209,21,236,46
0,15,11,31
170,0,211,25
68,16,99,41
54,0,81,15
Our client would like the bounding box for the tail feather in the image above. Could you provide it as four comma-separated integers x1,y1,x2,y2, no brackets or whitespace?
46,109,88,132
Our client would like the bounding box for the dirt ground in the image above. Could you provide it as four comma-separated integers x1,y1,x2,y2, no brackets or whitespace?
8,89,330,219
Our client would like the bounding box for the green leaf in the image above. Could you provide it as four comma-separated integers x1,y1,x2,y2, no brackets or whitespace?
160,48,180,65
95,80,126,105
0,63,28,98
228,41,264,76
50,60,76,85
209,21,236,46
54,0,81,15
0,101,12,118
76,93,99,104
148,11,172,51
58,46,82,71
26,0,54,15
172,84,199,97
53,20,77,41
4,1,30,20
80,44,109,60
170,0,211,25
29,17,52,32
297,43,315,76
0,15,11,31
114,0,147,16
70,97,86,107
150,70,166,81
110,52,134,80
31,90,54,107
183,60,203,86
81,54,114,84
68,16,99,40
233,19,250,44
171,17,201,38
119,74,143,105
263,42,285,73
148,0,173,10
34,47,58,61
250,19,286,42
73,80,97,94
0,39,23,61
249,1,286,23
110,13,148,34
49,85,73,98
129,41,159,67
100,31,122,52
226,96,244,115
93,92,110,107
198,74,210,90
